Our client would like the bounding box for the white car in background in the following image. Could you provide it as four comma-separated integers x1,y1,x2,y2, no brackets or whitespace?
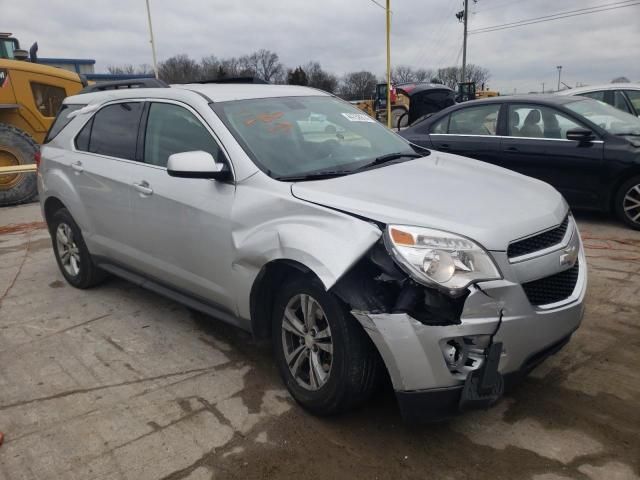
557,83,640,117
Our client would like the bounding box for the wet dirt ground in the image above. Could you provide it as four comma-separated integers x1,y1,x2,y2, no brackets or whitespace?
0,203,639,480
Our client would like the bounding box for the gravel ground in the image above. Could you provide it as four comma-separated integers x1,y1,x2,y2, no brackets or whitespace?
0,203,639,480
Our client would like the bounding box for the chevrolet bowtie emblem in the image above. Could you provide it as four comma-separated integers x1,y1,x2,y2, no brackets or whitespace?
560,245,578,267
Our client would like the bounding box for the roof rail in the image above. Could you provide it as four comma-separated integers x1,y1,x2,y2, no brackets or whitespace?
78,78,169,94
193,77,269,85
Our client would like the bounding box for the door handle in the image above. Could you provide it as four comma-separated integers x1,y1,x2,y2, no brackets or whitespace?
438,144,451,150
505,146,519,152
71,161,84,172
133,181,153,195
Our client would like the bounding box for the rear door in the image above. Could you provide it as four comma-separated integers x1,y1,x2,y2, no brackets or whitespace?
500,103,605,208
71,101,143,261
126,100,236,311
429,103,503,164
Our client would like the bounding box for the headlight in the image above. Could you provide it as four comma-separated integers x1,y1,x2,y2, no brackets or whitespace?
384,225,501,293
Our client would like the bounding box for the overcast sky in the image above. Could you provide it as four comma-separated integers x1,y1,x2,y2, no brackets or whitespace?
5,0,640,93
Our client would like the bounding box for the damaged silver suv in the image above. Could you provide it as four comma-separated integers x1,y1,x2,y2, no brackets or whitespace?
39,81,586,421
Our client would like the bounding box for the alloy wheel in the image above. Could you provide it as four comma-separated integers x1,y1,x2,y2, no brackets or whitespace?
623,184,640,225
56,222,81,277
281,293,333,391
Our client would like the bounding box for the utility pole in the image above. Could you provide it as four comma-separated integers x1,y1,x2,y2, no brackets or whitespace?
461,0,469,83
145,0,159,79
556,65,562,92
542,82,545,94
386,0,392,129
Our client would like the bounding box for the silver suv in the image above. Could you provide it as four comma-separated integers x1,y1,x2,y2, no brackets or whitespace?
38,82,586,422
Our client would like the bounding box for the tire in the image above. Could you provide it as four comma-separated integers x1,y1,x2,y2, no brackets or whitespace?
614,175,640,230
49,208,107,288
0,123,38,206
272,275,380,416
396,112,409,131
391,107,408,130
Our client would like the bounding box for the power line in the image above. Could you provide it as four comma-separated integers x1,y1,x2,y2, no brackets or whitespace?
369,0,388,12
471,0,636,31
469,1,640,34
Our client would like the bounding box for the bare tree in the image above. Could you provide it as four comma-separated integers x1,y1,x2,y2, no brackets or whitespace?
107,64,153,75
435,64,490,89
611,76,631,83
304,62,338,93
414,68,433,82
200,55,221,80
158,55,201,83
392,65,416,84
249,49,285,83
340,71,378,100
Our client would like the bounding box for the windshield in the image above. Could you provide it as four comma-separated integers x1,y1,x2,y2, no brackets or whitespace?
213,96,416,179
566,98,640,135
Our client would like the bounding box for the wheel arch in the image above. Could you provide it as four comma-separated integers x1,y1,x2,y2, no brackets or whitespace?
610,168,640,213
43,196,68,229
249,259,318,339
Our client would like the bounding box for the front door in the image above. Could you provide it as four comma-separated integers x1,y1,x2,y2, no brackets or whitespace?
127,101,236,311
429,103,503,164
500,104,604,209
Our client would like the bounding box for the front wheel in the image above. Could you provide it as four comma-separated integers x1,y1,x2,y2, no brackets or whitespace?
272,277,380,416
614,176,640,230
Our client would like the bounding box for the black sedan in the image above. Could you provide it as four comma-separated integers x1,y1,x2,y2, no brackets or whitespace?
400,95,640,229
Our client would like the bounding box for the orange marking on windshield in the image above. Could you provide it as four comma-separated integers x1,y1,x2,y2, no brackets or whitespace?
268,122,293,133
242,112,285,127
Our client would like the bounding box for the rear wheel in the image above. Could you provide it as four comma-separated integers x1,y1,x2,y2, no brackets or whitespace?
0,123,38,206
272,276,380,416
49,208,107,288
614,176,640,230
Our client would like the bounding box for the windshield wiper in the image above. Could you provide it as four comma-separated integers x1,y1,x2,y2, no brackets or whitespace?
353,152,423,173
274,170,351,182
616,132,640,137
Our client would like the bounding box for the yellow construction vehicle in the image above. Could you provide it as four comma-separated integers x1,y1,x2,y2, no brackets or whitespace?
0,33,84,206
357,82,456,129
456,82,500,102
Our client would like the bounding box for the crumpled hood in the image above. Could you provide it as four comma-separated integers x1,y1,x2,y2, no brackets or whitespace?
291,151,568,251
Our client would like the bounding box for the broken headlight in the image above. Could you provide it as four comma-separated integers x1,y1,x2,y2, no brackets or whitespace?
384,225,501,293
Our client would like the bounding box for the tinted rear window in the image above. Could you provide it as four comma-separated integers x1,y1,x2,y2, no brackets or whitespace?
45,104,85,143
78,102,143,160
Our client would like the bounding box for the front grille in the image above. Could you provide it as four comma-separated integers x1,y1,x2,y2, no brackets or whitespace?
522,260,580,306
508,215,570,258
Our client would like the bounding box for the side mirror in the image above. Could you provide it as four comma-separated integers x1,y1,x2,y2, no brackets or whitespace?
167,151,230,180
566,128,595,143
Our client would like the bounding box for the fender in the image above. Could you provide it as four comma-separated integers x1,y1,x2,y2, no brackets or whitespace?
229,177,382,320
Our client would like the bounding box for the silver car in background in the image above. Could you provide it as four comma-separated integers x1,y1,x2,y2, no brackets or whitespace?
38,82,586,421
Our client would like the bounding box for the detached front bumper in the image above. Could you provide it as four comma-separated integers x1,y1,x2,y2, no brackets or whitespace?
352,231,587,422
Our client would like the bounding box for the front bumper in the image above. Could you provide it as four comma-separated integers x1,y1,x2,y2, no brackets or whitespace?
352,224,587,421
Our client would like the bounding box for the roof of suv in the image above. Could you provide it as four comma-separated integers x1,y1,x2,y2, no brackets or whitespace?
557,83,640,96
65,83,331,105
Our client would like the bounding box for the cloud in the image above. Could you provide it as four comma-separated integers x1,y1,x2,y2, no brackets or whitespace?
5,0,639,92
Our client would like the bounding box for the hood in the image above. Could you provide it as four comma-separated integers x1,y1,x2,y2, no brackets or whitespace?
291,152,567,251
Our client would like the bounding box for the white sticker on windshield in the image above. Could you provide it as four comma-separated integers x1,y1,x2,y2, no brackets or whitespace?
341,112,375,123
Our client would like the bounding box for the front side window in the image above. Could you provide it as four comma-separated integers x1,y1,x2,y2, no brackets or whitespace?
623,90,640,113
77,102,143,160
31,83,66,117
144,103,223,167
566,98,640,135
509,104,582,139
213,96,415,179
448,104,500,135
